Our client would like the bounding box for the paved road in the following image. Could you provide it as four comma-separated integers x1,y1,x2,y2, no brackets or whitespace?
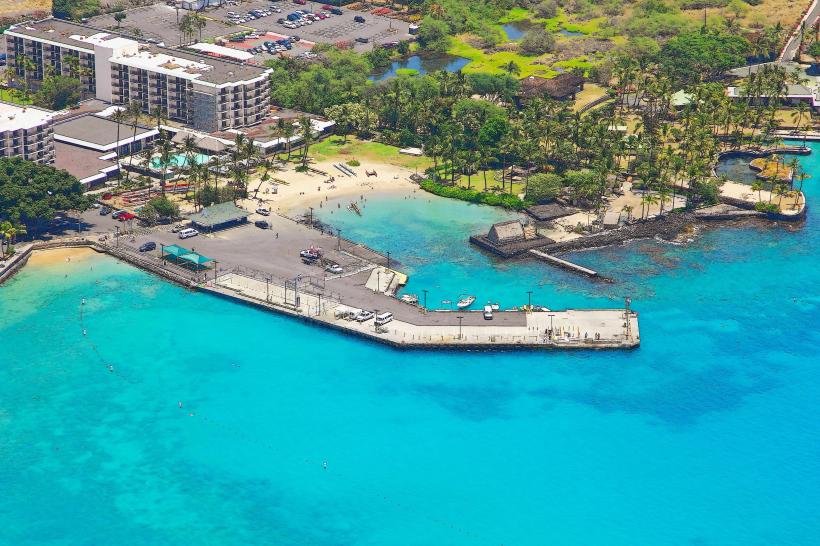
781,0,820,61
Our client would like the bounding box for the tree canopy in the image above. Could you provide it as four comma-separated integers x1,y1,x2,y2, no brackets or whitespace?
0,158,88,232
33,75,82,110
660,30,750,84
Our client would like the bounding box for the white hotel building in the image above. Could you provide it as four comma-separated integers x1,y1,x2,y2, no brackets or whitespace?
4,19,272,133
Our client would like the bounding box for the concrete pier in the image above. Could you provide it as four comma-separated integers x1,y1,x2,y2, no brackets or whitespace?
2,220,640,351
208,272,639,350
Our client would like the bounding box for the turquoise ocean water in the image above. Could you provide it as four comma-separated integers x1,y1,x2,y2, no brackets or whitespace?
2,143,820,545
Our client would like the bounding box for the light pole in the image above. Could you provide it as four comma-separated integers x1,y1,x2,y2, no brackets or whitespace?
386,251,390,270
422,289,428,310
337,228,342,251
266,275,270,301
115,225,119,247
213,260,218,282
526,290,533,311
548,313,555,340
457,315,463,340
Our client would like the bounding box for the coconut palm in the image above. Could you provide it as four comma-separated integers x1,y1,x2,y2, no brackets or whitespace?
111,109,127,186
298,115,314,167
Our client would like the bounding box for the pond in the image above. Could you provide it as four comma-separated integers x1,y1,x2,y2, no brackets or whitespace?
714,154,759,185
559,28,585,37
369,54,471,81
502,22,529,40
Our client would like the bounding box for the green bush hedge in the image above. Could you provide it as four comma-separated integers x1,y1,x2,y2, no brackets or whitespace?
419,180,530,210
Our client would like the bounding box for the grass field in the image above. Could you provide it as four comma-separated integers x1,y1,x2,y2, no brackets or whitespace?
0,88,32,105
310,137,433,171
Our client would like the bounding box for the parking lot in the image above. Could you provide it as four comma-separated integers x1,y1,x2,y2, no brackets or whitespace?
209,0,412,51
88,4,236,47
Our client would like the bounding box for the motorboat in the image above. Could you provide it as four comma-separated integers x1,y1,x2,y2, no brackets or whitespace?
400,294,418,305
456,295,476,309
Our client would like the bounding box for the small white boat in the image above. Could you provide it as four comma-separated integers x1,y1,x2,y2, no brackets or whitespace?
456,295,476,309
400,294,419,305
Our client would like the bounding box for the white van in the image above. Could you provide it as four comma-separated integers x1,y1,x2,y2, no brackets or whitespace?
178,228,199,239
374,312,393,326
483,305,494,320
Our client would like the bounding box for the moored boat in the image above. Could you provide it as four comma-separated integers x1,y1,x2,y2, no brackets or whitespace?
456,295,476,309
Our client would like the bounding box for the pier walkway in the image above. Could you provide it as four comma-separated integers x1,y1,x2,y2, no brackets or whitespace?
209,272,639,349
528,250,598,277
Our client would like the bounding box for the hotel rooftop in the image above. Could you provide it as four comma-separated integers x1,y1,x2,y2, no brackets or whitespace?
6,18,269,86
0,101,56,132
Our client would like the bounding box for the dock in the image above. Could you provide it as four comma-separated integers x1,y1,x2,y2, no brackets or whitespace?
205,272,638,350
528,249,598,277
3,234,638,352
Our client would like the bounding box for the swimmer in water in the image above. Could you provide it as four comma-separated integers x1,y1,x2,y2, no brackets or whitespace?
108,364,114,372
82,329,87,336
178,401,183,408
323,461,328,470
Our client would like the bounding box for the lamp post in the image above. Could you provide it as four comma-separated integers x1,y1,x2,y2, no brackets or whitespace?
266,275,270,301
422,289,428,310
548,313,555,340
337,228,342,251
213,260,218,282
386,251,390,270
115,225,119,247
526,290,533,312
457,315,463,340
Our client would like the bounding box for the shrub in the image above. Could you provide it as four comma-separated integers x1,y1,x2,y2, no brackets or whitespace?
419,179,530,210
520,27,556,55
347,159,361,167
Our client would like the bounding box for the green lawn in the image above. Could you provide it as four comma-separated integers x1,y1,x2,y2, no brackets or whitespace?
448,38,558,78
0,87,32,105
310,137,433,171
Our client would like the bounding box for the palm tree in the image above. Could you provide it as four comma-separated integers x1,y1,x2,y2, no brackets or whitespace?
157,135,173,195
0,220,16,256
125,101,143,181
751,181,764,202
298,115,314,167
151,105,166,132
111,109,127,186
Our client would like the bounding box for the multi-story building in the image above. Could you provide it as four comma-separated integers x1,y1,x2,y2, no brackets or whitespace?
4,19,272,133
0,100,55,163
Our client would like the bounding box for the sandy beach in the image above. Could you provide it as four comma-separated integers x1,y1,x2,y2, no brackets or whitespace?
237,158,419,217
27,247,100,267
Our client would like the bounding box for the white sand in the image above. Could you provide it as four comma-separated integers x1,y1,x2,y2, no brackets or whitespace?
238,159,419,216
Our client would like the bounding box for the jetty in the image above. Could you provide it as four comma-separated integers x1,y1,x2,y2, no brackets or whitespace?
528,249,598,277
1,237,639,351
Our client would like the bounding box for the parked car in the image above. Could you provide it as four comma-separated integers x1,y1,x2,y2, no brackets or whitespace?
255,220,270,229
256,207,270,216
138,241,157,252
322,4,333,10
355,37,369,43
99,206,112,215
178,228,199,239
299,249,321,259
325,263,343,274
355,310,374,322
294,0,306,4
171,223,187,233
118,212,136,222
111,209,126,219
354,15,365,22
330,7,342,15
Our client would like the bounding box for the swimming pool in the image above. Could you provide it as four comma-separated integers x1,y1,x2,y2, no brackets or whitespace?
150,153,210,170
